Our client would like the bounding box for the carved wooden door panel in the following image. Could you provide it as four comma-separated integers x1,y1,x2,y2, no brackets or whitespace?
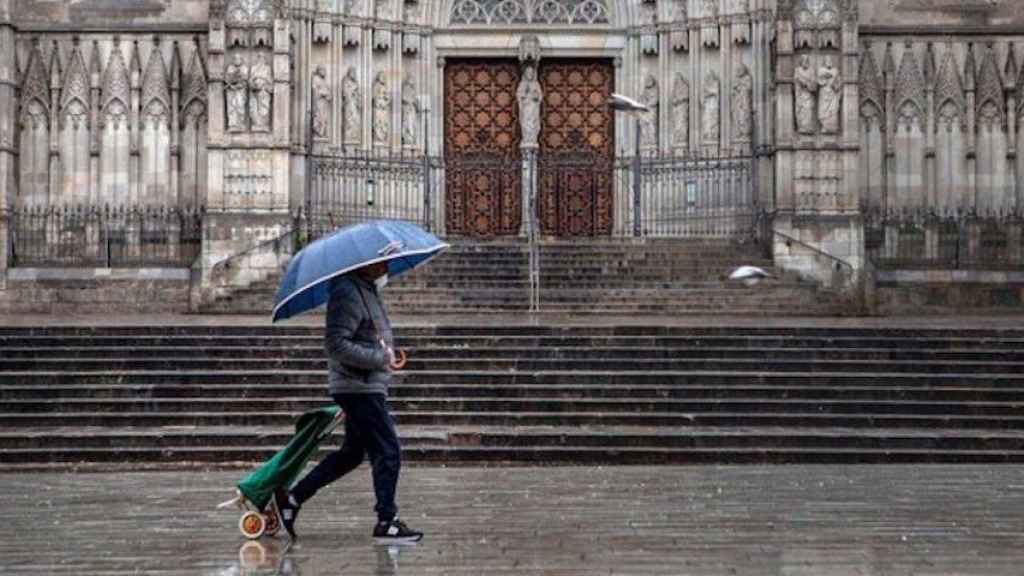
538,59,614,236
444,60,522,237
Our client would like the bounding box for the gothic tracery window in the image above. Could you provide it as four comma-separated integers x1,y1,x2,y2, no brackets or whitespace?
450,0,610,25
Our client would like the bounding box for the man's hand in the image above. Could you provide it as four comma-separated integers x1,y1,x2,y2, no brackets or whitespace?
384,347,397,371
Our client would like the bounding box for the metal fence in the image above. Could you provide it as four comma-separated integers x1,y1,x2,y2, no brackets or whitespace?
9,204,204,268
864,207,1024,270
306,151,757,241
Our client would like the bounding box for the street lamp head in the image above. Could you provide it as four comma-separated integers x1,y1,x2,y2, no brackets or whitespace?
608,93,650,113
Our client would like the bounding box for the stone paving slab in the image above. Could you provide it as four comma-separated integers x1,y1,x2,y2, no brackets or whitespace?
1,466,1022,575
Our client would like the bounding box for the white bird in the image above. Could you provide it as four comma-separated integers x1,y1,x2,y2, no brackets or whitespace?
607,93,650,113
727,265,772,287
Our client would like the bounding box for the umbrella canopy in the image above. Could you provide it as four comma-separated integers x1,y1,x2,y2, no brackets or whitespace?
272,220,449,323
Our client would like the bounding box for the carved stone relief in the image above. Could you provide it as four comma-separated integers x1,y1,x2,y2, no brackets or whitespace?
732,63,753,141
312,65,331,140
859,45,884,131
894,43,926,130
19,43,50,129
517,64,542,149
817,56,841,134
976,46,1005,132
225,52,249,132
672,73,689,148
449,0,611,25
182,46,209,127
794,54,817,135
141,46,171,129
372,71,391,146
401,74,421,148
61,43,91,131
101,42,130,130
343,67,362,145
249,52,273,132
934,49,965,132
703,71,720,145
640,74,659,149
225,149,274,201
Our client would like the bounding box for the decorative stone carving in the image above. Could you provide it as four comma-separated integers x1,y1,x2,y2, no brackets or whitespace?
225,52,249,132
374,0,392,51
61,43,91,131
817,56,841,134
225,149,274,201
794,0,841,49
859,44,884,129
672,73,689,148
794,54,818,135
701,0,720,48
671,0,688,52
19,42,50,129
519,35,541,64
141,46,171,129
894,43,926,129
372,71,391,146
732,63,753,141
343,67,362,144
703,0,718,18
101,42,130,129
702,71,720,144
640,74,659,149
226,0,276,26
401,74,421,148
517,65,542,149
449,0,611,25
249,52,273,132
934,48,965,132
182,45,209,127
375,0,391,19
312,65,332,140
976,46,1005,131
346,0,362,16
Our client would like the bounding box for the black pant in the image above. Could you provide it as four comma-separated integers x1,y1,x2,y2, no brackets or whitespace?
289,393,401,522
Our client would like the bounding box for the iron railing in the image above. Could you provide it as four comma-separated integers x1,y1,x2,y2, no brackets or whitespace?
864,206,1024,270
307,151,758,241
9,204,203,268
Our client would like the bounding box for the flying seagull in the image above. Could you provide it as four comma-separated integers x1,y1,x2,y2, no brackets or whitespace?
727,266,772,287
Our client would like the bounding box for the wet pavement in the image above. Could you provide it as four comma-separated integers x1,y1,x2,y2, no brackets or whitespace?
1,465,1022,575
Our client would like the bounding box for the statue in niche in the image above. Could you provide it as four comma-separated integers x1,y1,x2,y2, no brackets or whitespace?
732,63,753,140
401,74,421,147
373,71,391,146
794,54,818,135
640,74,659,149
517,65,542,149
343,67,362,143
225,52,249,133
672,73,689,148
817,56,841,134
249,52,273,132
703,71,720,144
311,65,332,139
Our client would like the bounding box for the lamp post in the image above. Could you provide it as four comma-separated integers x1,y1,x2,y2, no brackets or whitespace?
608,93,650,237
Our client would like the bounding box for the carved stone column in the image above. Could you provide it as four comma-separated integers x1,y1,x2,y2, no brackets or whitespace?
518,36,541,237
0,0,13,289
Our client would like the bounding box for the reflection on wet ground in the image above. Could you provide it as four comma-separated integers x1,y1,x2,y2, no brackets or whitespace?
1,466,1022,575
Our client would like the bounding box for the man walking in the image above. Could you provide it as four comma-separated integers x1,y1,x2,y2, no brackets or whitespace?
274,260,423,544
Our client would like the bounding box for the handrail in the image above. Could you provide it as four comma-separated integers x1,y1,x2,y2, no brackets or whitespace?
526,153,540,312
204,212,304,276
772,228,855,273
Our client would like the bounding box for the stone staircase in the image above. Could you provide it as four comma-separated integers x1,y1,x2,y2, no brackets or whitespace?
201,238,845,315
2,323,1024,469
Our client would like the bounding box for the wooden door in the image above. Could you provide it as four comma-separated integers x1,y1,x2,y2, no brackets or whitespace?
444,60,522,237
537,59,614,236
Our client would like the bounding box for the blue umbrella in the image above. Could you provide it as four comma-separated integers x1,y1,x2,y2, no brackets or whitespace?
272,220,449,323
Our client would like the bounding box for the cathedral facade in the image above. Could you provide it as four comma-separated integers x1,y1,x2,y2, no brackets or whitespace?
0,0,1022,312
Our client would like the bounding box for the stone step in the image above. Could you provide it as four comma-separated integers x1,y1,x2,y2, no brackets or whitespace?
3,345,1021,361
1,357,1016,373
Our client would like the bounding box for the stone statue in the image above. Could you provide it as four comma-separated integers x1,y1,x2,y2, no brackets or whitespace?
703,71,720,144
343,67,361,144
249,53,272,132
311,65,331,140
818,56,842,134
794,54,818,135
516,65,542,149
732,63,753,141
672,73,689,148
225,52,249,133
372,71,391,146
640,74,659,149
401,74,421,147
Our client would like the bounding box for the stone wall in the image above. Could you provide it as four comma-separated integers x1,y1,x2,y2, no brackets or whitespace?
0,267,191,313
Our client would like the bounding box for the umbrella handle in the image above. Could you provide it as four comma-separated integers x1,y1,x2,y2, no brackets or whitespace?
389,348,408,371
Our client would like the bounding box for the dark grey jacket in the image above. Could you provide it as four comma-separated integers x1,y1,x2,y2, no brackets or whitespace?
325,274,394,396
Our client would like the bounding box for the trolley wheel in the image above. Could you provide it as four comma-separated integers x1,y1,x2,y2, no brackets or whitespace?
239,511,266,539
263,507,281,536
